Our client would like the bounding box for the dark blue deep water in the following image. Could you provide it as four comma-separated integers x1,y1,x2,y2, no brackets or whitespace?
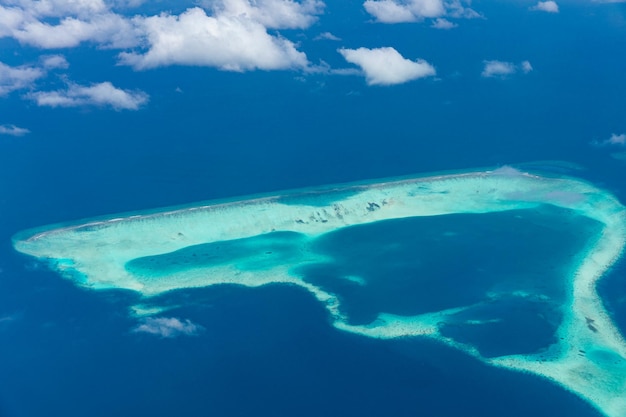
1,1,626,417
297,208,598,321
296,207,601,358
0,258,605,417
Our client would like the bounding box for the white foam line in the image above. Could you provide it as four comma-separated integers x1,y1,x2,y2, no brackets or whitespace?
13,167,626,416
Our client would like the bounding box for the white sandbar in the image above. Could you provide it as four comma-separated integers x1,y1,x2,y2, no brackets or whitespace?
13,167,626,416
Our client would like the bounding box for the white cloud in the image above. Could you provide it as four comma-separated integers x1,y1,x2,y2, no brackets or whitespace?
329,67,361,76
109,0,147,8
521,60,533,73
609,133,626,145
363,0,423,23
594,133,626,147
530,1,559,13
0,124,30,136
0,1,140,48
431,17,456,29
363,0,479,23
446,0,481,18
28,81,148,110
40,54,69,69
0,5,26,37
338,46,435,86
1,0,321,48
3,0,108,18
482,60,515,78
12,12,140,48
315,31,341,41
132,317,203,338
481,60,532,78
2,1,316,73
119,7,308,71
0,61,43,96
204,0,324,29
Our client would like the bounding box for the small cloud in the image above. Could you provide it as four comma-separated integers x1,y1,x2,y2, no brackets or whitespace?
40,55,70,70
431,18,457,29
521,60,533,73
109,0,147,8
363,0,480,24
0,314,20,326
5,0,107,19
338,46,436,86
482,60,516,78
205,0,324,30
314,31,341,41
0,124,30,136
530,1,559,13
363,0,426,23
11,12,140,49
447,0,482,19
330,67,362,76
132,317,204,338
28,81,149,110
0,61,44,96
609,133,626,145
593,133,626,147
481,60,532,78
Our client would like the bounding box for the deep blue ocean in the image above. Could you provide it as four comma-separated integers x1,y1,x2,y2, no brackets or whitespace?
1,1,626,416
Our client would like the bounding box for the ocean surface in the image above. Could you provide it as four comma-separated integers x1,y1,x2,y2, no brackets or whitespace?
1,1,626,416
